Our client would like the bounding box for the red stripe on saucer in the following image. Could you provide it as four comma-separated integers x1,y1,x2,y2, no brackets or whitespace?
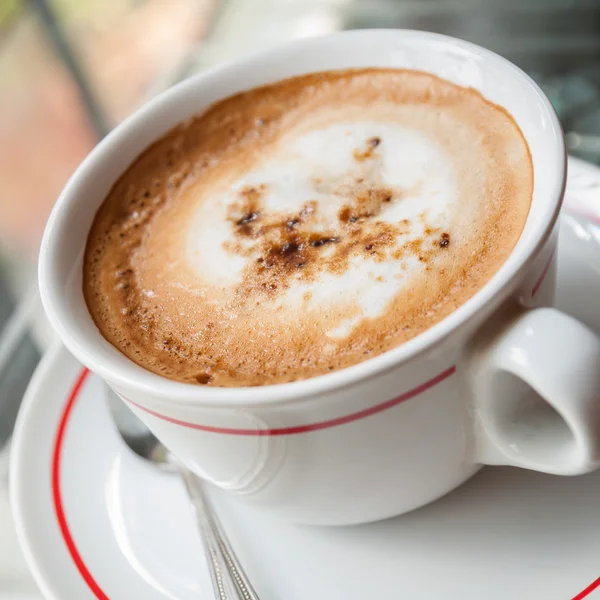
52,366,599,599
572,578,600,600
51,368,108,599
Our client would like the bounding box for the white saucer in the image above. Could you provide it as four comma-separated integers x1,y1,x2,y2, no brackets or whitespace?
10,158,600,600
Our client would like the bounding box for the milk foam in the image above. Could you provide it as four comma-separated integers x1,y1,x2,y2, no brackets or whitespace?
186,120,457,338
83,68,533,386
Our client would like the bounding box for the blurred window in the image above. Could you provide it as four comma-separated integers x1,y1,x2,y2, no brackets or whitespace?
0,0,214,259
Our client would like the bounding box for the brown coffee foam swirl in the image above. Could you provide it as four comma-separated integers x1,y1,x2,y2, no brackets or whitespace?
83,69,532,387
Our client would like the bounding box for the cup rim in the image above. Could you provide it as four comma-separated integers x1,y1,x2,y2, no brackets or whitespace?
38,29,566,408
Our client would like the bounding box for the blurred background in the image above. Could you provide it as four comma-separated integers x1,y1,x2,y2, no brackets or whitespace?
0,0,600,597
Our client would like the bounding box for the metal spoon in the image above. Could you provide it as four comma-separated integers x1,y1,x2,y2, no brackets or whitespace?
105,386,260,600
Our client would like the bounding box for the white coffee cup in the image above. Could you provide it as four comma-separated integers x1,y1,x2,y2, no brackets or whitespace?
38,30,600,525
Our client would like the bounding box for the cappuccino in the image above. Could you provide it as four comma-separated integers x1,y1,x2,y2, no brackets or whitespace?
83,68,533,386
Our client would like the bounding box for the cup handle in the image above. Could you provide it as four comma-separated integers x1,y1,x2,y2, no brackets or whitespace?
469,307,600,475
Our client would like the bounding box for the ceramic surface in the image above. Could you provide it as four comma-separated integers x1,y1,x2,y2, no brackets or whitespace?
38,31,600,524
11,156,600,597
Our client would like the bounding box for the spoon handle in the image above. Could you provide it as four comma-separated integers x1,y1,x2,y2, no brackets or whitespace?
179,466,237,598
179,466,260,600
203,490,261,600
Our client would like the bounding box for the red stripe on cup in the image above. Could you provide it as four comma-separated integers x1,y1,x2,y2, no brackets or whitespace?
532,250,556,298
122,366,457,435
52,367,599,599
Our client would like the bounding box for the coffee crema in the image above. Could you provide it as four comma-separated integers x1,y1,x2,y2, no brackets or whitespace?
83,68,533,387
